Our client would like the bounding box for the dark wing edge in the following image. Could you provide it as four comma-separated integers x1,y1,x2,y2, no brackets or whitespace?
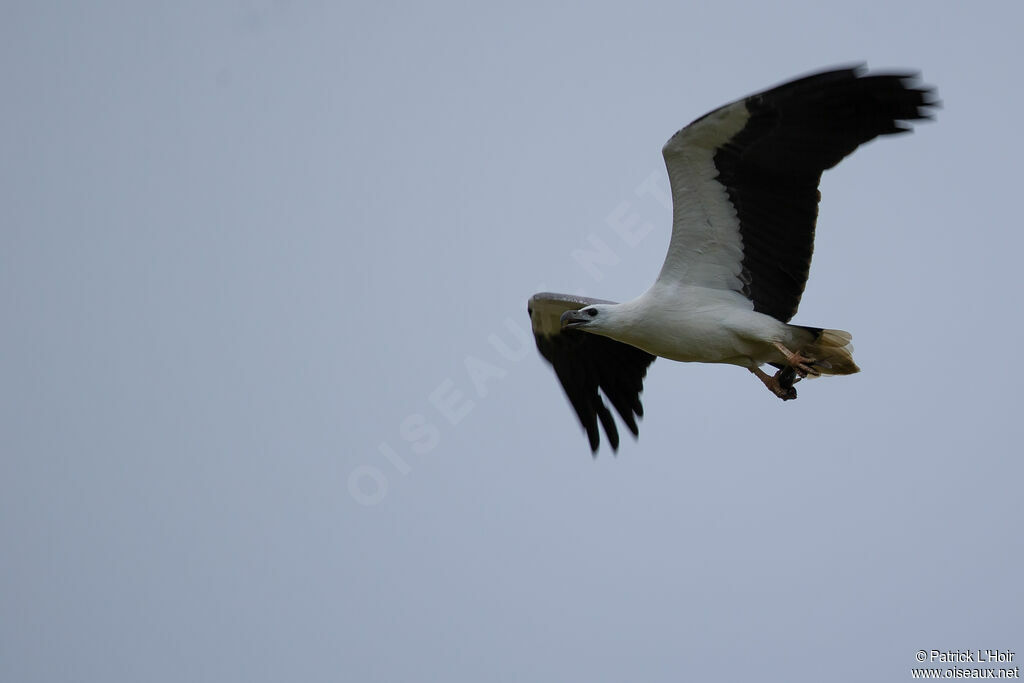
528,293,655,454
716,65,939,322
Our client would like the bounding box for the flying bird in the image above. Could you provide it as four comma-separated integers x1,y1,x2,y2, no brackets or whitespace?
528,65,937,453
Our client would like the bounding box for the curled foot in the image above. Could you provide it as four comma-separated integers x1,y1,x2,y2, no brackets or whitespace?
750,366,799,401
772,342,821,378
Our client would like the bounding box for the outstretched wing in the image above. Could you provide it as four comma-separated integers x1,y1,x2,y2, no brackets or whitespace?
657,65,938,322
528,292,655,453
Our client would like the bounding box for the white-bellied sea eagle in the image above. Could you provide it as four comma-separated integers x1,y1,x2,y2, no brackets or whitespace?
528,65,937,453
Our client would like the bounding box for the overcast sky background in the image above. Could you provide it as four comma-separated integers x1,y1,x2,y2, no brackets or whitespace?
3,2,1022,681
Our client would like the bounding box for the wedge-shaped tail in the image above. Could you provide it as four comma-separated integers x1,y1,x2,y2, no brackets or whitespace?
798,327,860,376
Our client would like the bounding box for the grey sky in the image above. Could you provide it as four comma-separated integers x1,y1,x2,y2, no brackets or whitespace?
2,2,1022,681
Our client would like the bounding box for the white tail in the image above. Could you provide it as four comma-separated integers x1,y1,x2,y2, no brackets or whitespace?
802,328,860,376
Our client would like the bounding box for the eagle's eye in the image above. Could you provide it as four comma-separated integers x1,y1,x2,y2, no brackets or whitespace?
586,308,598,317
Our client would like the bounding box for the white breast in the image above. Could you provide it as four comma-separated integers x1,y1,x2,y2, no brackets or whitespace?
609,283,789,367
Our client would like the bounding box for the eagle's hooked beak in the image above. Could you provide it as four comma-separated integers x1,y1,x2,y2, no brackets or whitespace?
560,310,588,330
